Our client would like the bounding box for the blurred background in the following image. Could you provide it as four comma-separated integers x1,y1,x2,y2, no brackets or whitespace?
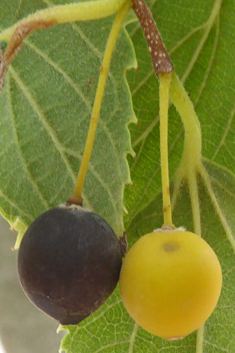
0,215,64,353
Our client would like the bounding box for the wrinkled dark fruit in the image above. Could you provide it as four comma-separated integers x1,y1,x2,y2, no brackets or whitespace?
18,204,124,325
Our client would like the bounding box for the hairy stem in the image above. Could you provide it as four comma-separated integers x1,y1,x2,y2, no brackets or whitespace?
0,0,127,43
0,0,129,72
69,0,132,203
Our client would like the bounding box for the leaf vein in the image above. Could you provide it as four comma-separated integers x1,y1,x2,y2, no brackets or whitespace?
6,73,50,209
128,322,139,353
9,66,77,185
200,165,235,254
43,0,103,59
0,188,34,222
24,40,93,111
212,97,235,160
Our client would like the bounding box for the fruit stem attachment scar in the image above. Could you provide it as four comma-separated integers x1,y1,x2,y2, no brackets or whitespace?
69,0,132,204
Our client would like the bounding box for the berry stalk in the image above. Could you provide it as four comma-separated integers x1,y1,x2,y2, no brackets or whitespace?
132,0,174,227
70,0,132,203
159,73,174,228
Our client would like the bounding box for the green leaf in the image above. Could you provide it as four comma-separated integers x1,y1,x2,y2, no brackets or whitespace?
123,0,235,351
124,0,235,230
60,287,198,353
0,0,235,352
0,1,137,238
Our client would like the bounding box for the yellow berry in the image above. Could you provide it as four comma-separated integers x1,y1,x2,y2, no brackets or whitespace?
119,230,222,340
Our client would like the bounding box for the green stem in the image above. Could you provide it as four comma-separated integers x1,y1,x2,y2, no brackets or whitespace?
170,72,202,171
170,72,203,235
0,0,128,42
159,72,174,228
70,0,132,203
196,325,204,353
187,167,201,236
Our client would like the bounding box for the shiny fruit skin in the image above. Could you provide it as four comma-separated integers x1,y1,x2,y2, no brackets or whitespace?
119,230,222,340
18,205,123,325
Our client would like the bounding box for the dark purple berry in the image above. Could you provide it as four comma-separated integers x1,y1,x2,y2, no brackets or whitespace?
18,204,124,325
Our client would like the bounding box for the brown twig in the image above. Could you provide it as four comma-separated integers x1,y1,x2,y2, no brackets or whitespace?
0,19,56,94
4,19,56,66
132,0,173,75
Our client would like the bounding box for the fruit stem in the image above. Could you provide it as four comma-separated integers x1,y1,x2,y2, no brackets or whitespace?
159,72,174,228
132,0,174,228
70,0,132,203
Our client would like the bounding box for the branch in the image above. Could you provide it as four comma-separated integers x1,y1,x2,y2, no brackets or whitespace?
132,0,173,75
0,0,128,88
